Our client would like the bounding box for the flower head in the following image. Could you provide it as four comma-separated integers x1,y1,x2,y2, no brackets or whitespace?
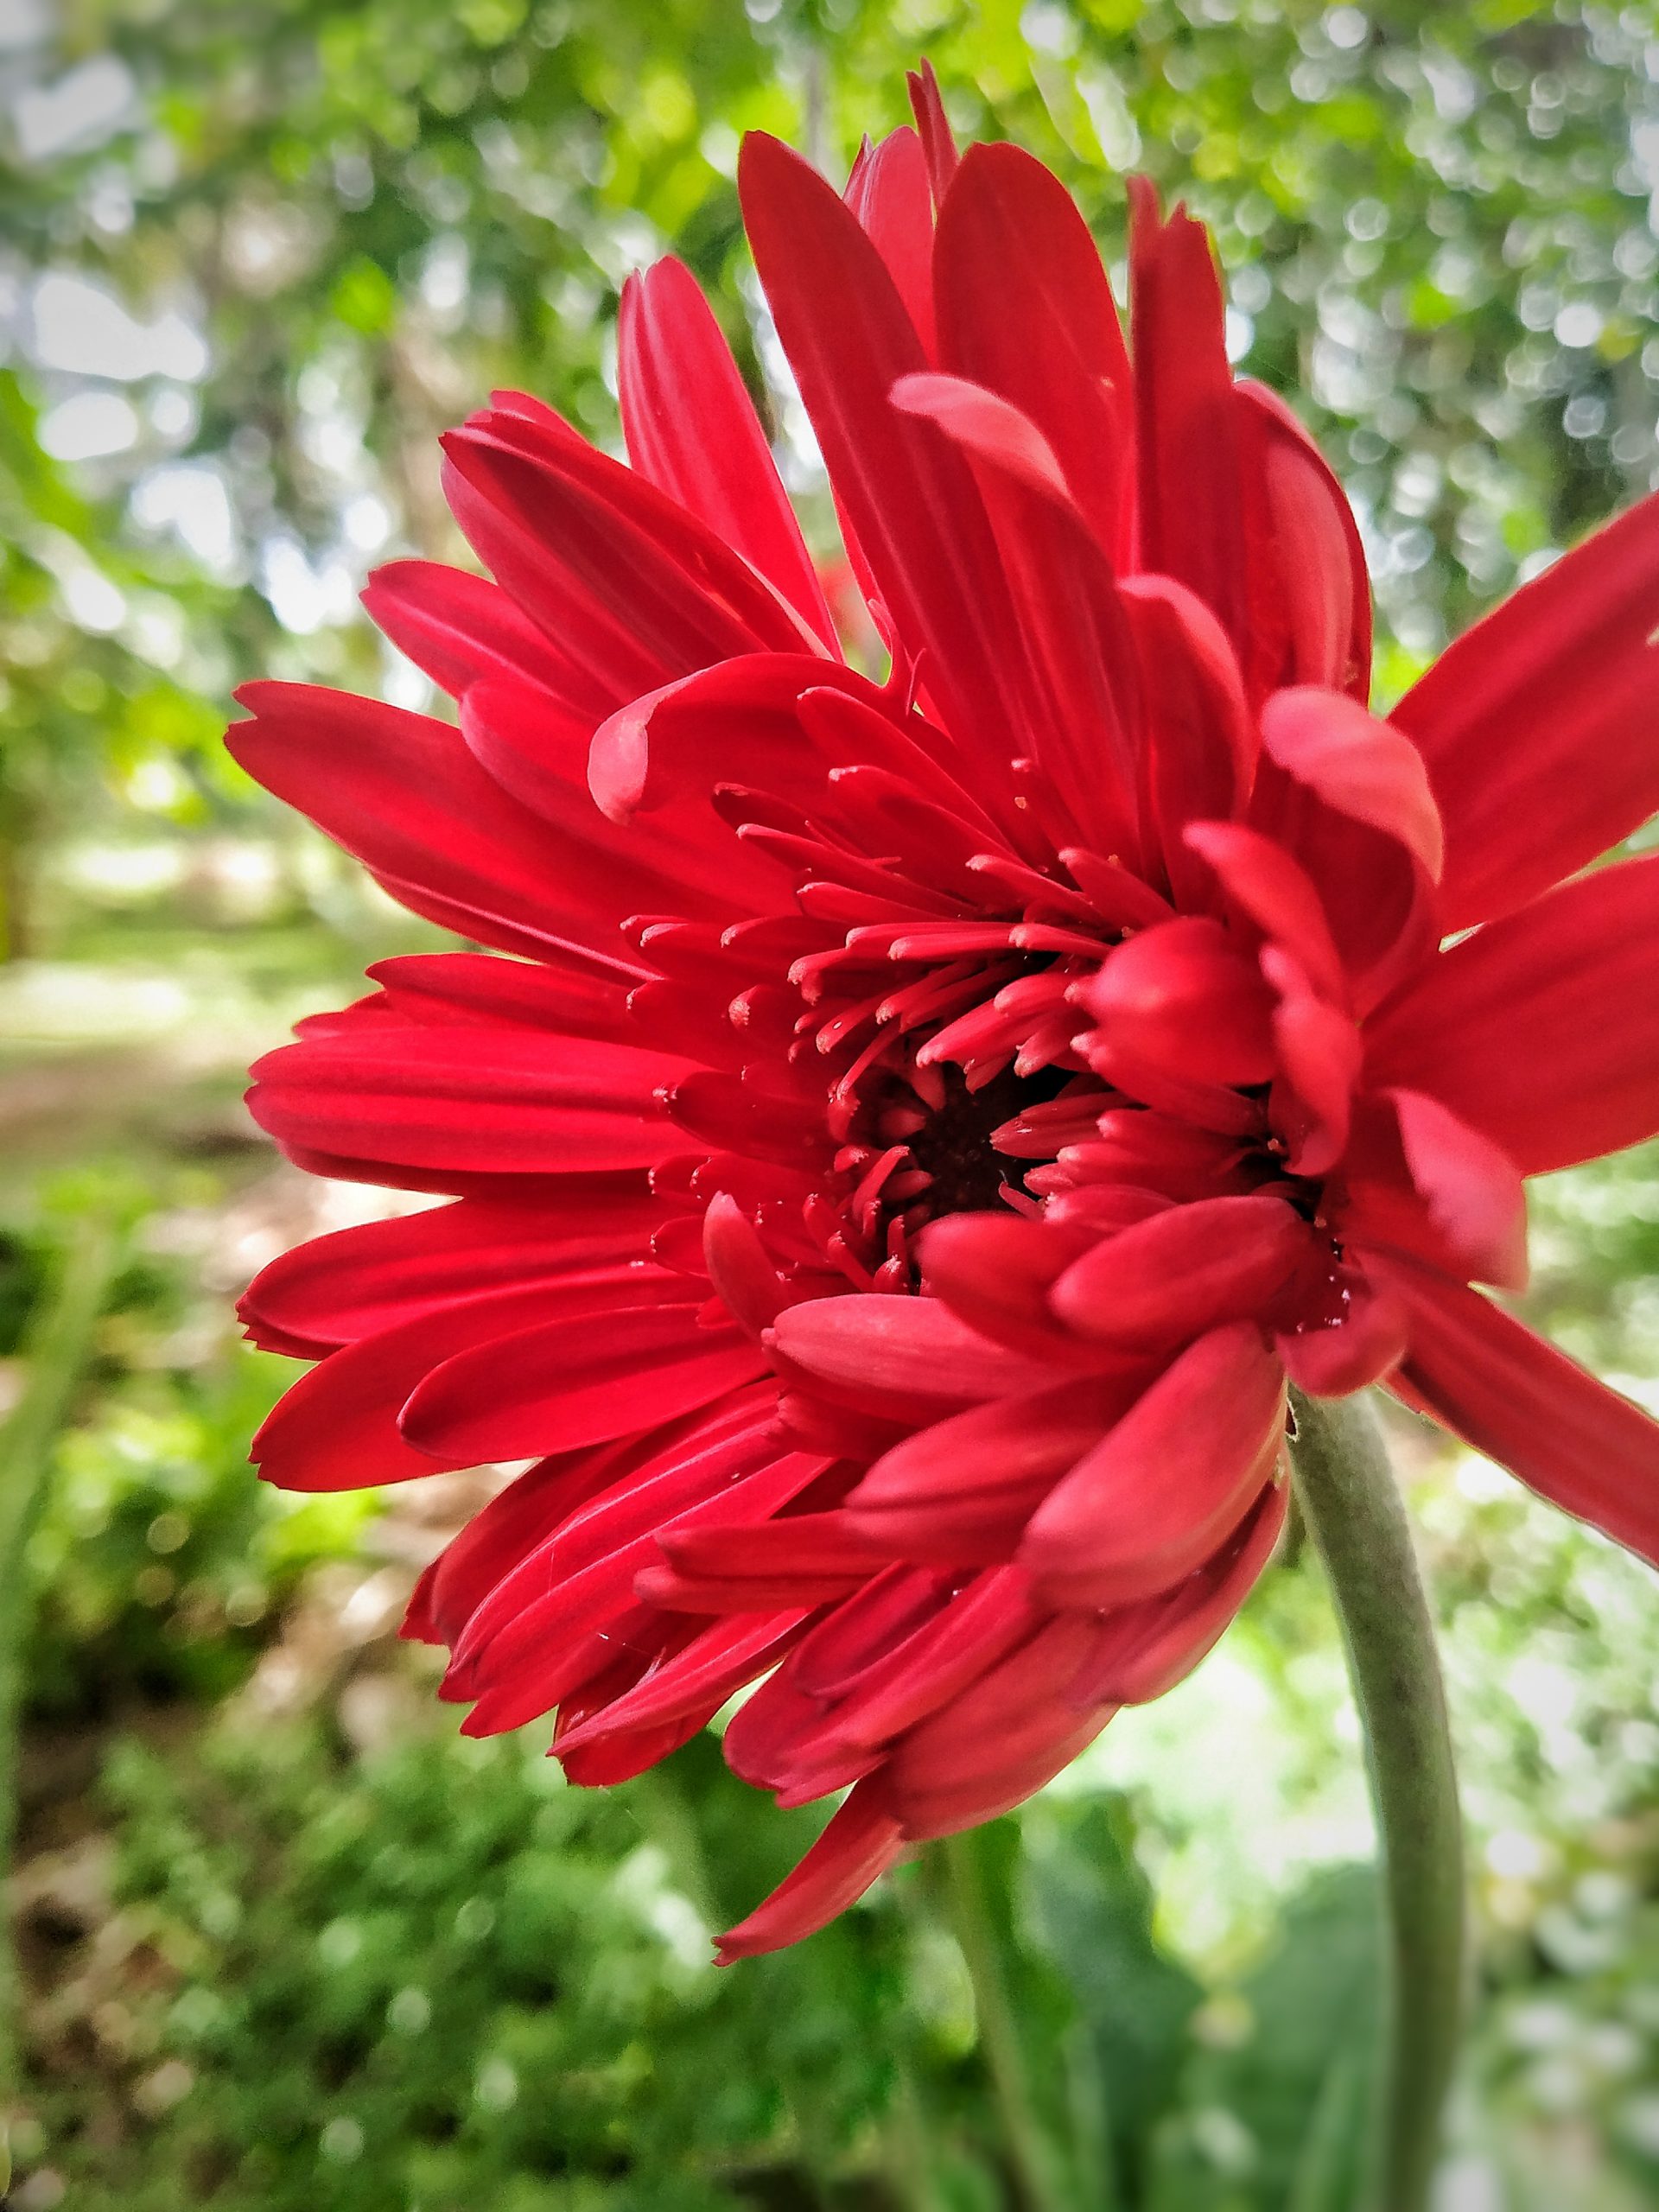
232,67,1659,1960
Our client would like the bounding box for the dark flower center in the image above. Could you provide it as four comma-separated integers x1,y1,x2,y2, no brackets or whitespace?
902,1062,1071,1218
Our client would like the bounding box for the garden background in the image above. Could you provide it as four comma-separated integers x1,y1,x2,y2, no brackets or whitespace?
3,1,1659,2205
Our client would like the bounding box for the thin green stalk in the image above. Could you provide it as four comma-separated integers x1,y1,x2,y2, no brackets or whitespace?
0,1215,119,2152
938,1833,1068,2212
1288,1388,1465,2212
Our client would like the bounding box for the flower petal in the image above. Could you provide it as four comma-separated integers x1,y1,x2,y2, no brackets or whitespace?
932,139,1134,558
361,559,583,704
843,126,938,356
618,255,836,647
715,1782,906,1962
1364,851,1659,1174
1019,1323,1287,1608
248,1018,685,1180
1377,1258,1659,1568
240,1185,670,1352
228,682,646,969
1049,1193,1313,1350
1393,488,1659,931
402,1300,765,1462
738,130,1031,794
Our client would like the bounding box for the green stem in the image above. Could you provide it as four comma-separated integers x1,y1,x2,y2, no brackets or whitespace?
0,1215,118,2143
1288,1388,1465,2212
938,1834,1068,2212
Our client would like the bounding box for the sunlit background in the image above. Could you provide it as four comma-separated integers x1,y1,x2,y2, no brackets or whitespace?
3,3,1659,2206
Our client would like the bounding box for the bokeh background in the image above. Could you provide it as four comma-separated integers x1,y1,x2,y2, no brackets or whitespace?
3,1,1659,2205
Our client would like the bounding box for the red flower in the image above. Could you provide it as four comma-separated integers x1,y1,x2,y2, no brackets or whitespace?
232,69,1659,1960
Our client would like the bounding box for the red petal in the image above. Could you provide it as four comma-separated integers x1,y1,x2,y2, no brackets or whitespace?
890,373,1142,860
443,402,811,684
715,1782,905,1962
883,1613,1109,1838
1121,578,1255,907
933,140,1134,560
1376,1257,1659,1568
1019,1323,1287,1608
1387,1087,1528,1292
362,560,582,704
401,1300,765,1461
738,131,1031,795
1394,488,1659,931
1084,916,1276,1088
1236,382,1371,700
769,1294,1058,1413
248,1020,683,1180
367,950,637,1043
618,256,835,647
1049,1194,1313,1350
914,1210,1106,1361
556,1612,808,1758
1184,819,1344,1006
228,682,646,969
1364,851,1659,1174
1259,686,1443,880
844,1372,1148,1565
843,126,937,356
240,1185,667,1351
249,1280,613,1492
460,679,790,922
1129,180,1249,655
1264,946,1363,1178
906,60,959,204
1072,1478,1287,1706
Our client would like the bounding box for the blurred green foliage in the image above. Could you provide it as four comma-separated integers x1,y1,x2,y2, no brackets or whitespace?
4,0,1659,2206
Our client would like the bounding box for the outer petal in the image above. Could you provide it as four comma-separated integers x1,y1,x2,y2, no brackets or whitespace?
248,1280,627,1492
362,560,583,705
618,256,836,648
738,131,1032,796
1393,489,1659,931
714,1783,906,1963
228,682,645,970
893,372,1142,859
1071,1478,1288,1706
768,1294,1060,1417
843,1372,1156,1564
1020,1323,1288,1608
1251,686,1443,1006
1129,178,1251,658
248,1020,685,1180
1236,382,1371,701
402,1300,764,1461
1083,916,1276,1089
843,126,937,356
1364,851,1659,1174
933,140,1135,560
1049,1193,1313,1350
1376,1258,1659,1568
239,1186,669,1352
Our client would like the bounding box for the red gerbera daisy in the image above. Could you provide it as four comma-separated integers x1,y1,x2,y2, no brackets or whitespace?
231,68,1659,1961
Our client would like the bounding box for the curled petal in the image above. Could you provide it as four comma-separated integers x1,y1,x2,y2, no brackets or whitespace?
715,1783,906,1963
1071,1478,1288,1707
1083,916,1276,1088
1049,1193,1313,1350
1020,1323,1287,1609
